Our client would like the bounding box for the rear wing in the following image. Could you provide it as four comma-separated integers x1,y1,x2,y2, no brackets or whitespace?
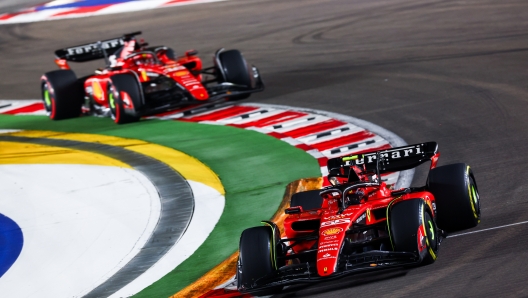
54,31,141,62
327,142,439,178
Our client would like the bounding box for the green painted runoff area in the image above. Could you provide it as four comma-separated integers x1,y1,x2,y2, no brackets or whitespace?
0,115,321,297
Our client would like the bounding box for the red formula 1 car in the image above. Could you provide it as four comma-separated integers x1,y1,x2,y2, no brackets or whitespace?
40,32,263,124
237,142,481,295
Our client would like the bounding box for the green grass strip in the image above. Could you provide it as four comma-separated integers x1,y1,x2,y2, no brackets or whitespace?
0,115,321,296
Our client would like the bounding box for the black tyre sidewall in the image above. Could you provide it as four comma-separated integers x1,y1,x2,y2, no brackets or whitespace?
428,163,480,232
237,226,280,295
41,70,83,120
218,49,252,88
108,74,142,124
389,199,437,264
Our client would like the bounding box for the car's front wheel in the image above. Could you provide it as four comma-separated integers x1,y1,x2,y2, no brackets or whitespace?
237,226,282,296
216,49,254,100
389,199,438,265
108,74,143,124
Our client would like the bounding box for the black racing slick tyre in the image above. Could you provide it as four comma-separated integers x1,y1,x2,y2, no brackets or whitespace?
217,49,253,100
389,199,438,265
427,163,481,232
41,70,83,120
237,226,282,296
108,74,143,124
290,190,324,211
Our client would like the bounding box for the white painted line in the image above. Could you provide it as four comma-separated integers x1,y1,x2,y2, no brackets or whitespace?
0,164,160,298
181,104,235,119
280,136,303,146
321,136,388,158
0,129,21,134
448,220,528,238
305,149,325,159
300,125,365,144
263,114,318,130
216,108,272,124
272,115,331,133
245,126,270,133
0,0,227,25
224,109,283,124
0,99,41,113
108,181,224,298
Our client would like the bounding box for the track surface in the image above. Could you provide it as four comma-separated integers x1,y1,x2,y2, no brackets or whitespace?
1,0,528,297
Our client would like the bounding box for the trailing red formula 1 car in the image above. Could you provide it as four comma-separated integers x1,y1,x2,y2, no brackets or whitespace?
40,32,263,124
237,142,481,295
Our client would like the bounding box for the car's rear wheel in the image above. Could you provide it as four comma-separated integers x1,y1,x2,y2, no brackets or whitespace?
237,226,282,296
41,70,83,120
427,163,481,232
389,199,438,265
108,74,143,124
216,49,253,100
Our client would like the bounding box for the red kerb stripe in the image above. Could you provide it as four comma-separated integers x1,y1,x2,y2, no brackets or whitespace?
184,106,259,122
310,130,375,151
348,144,392,156
282,119,347,138
51,5,112,16
235,111,307,128
164,0,195,5
0,11,31,21
3,103,44,115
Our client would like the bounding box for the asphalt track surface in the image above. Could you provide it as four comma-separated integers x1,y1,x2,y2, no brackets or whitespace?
1,0,528,297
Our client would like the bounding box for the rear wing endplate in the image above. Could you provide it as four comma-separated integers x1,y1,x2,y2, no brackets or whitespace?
327,142,439,177
54,31,141,62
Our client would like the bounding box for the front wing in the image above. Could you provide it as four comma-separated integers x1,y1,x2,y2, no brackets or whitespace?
239,250,419,294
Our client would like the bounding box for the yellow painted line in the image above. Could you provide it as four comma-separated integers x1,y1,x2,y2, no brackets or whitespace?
4,130,224,195
173,177,323,298
0,141,131,168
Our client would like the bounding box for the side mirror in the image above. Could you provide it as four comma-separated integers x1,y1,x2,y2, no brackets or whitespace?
185,49,198,57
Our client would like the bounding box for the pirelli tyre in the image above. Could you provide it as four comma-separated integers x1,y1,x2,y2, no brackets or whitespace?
427,163,481,232
237,226,282,296
216,49,253,100
41,70,83,120
389,199,438,265
108,74,143,124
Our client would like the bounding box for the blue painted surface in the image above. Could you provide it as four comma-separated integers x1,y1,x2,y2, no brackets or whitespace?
0,214,23,278
35,0,137,11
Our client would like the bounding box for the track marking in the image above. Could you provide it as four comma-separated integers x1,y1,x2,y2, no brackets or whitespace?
0,0,227,24
4,130,223,194
0,141,131,167
0,131,225,298
448,220,528,238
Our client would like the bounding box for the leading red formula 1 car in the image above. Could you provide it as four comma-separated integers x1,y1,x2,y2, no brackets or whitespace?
40,32,263,124
237,142,481,295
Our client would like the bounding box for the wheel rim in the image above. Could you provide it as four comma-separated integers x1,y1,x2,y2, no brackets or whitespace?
42,83,53,115
109,92,116,110
108,88,119,122
424,213,437,260
469,176,481,220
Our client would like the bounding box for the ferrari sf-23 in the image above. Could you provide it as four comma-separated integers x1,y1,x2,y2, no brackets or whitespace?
237,142,481,295
40,31,263,124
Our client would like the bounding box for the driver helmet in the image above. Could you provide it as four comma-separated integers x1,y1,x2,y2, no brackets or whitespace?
132,53,156,66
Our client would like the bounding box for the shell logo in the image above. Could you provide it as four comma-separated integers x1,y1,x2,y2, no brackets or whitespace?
322,227,343,236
